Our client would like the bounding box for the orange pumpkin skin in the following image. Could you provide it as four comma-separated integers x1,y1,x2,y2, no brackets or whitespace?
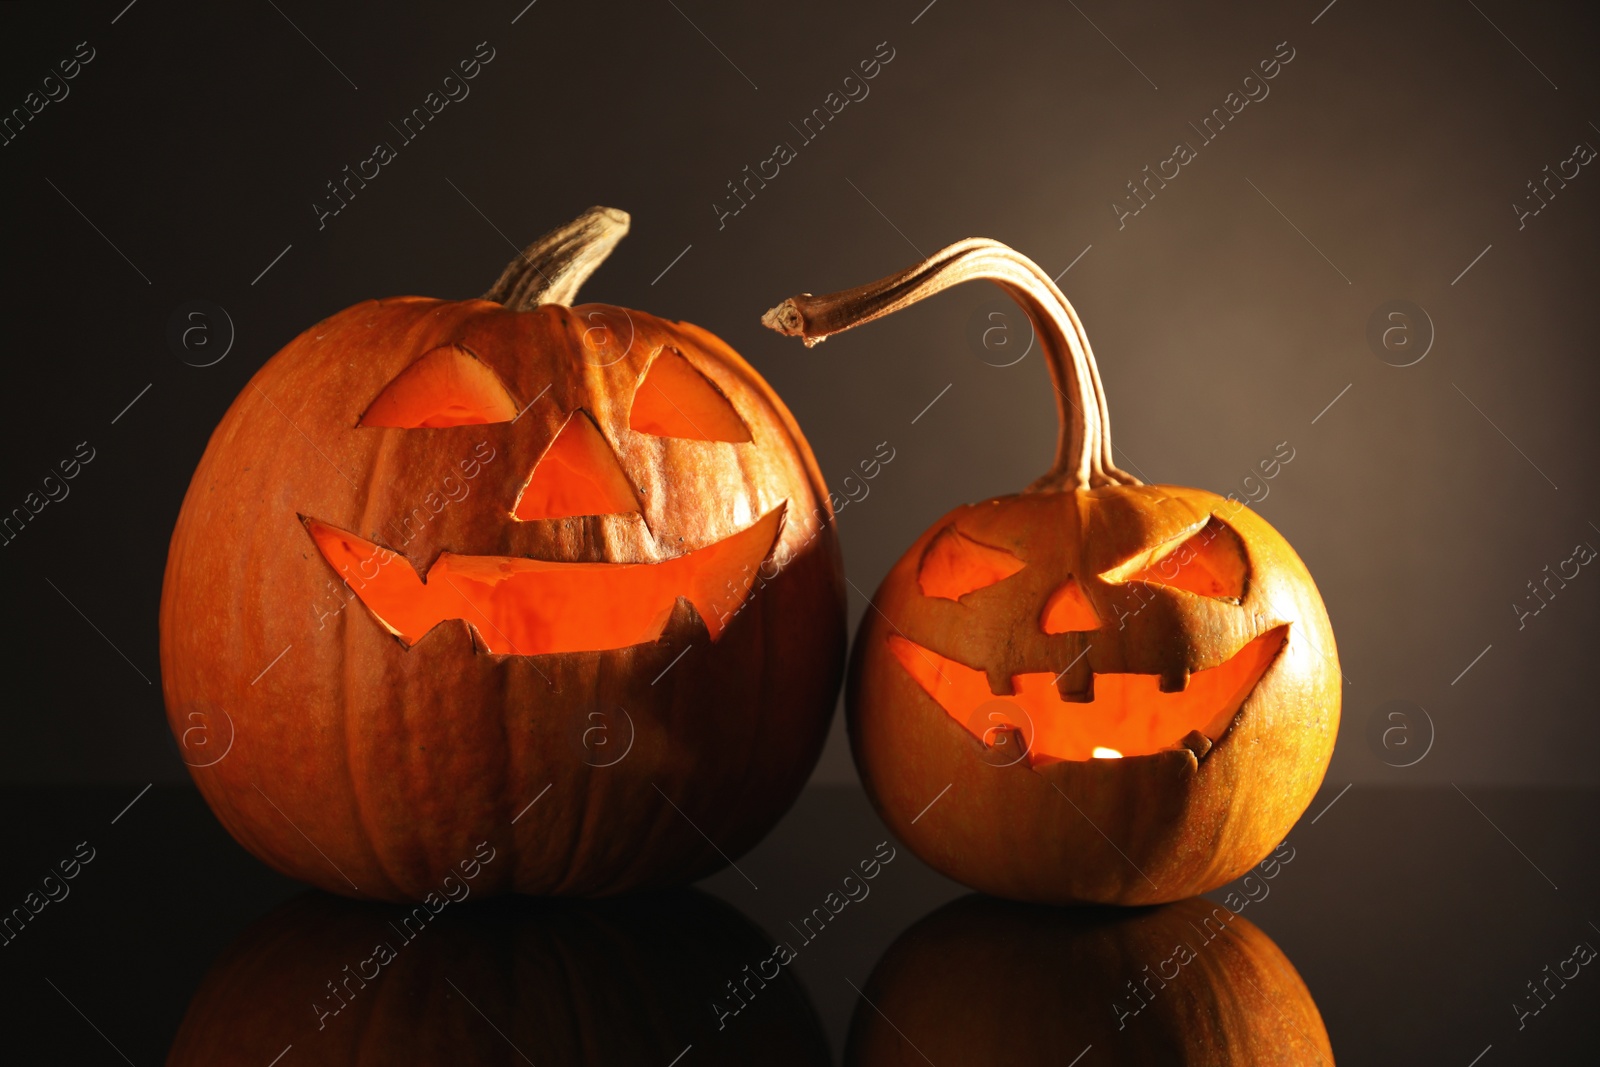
160,210,845,900
851,485,1337,905
846,894,1334,1066
765,239,1338,905
168,890,832,1066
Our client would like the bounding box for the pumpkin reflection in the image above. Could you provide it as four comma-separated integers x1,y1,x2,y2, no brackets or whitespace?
168,890,830,1066
846,895,1333,1066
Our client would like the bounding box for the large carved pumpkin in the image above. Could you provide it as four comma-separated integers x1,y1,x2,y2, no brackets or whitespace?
161,207,845,900
168,890,831,1066
846,894,1333,1065
765,240,1338,904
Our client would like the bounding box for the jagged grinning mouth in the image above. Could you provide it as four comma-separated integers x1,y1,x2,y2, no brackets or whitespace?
305,506,784,656
888,626,1288,767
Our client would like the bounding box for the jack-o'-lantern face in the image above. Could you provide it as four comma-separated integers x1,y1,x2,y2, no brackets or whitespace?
305,341,785,656
886,488,1288,766
847,480,1335,906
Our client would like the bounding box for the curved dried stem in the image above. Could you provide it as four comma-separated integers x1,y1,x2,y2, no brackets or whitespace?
762,239,1139,492
484,206,630,310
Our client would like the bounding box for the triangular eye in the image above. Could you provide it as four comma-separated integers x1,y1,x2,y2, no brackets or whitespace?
918,525,1025,600
514,411,638,521
1040,577,1100,632
629,347,751,442
360,345,517,427
1098,517,1248,600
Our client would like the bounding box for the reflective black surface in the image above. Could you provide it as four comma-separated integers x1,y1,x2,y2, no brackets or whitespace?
1,783,1595,1063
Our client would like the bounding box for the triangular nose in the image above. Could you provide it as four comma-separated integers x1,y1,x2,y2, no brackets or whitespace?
1040,576,1100,633
513,411,639,521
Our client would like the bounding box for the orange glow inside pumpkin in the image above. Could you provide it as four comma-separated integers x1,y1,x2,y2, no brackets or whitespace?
888,627,1286,764
1099,517,1248,600
917,526,1027,600
358,345,519,428
306,506,784,655
1040,577,1100,633
629,348,752,442
513,412,638,521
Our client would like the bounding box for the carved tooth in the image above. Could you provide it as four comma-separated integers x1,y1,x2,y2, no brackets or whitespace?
1159,666,1191,694
986,724,1026,752
1056,670,1094,703
1179,730,1213,760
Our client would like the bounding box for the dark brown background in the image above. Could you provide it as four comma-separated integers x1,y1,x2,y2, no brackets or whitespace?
1,0,1597,789
1,4,1598,1064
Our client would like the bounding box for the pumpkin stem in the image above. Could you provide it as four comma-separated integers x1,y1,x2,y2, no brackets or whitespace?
484,206,630,310
762,239,1140,492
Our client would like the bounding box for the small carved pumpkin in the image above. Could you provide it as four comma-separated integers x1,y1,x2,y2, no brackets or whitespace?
765,239,1338,904
161,208,845,900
